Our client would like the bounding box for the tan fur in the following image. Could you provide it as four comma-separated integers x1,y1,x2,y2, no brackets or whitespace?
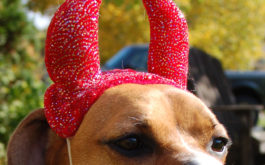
8,84,229,165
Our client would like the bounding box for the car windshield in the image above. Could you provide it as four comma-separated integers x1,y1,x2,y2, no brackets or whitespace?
104,47,132,69
104,45,149,72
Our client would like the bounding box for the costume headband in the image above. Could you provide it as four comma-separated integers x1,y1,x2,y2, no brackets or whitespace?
44,0,189,138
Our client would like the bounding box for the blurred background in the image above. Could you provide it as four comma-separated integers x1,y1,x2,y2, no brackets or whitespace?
0,0,264,164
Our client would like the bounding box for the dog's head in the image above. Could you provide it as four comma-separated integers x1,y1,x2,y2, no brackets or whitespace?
8,84,230,165
8,0,231,164
68,84,231,164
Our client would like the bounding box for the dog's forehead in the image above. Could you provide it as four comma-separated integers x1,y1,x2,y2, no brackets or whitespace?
100,84,217,119
87,84,220,133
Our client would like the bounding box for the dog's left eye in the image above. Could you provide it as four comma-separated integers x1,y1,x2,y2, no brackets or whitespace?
107,134,154,157
211,137,228,152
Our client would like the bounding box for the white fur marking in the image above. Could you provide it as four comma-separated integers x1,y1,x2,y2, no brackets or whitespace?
177,130,222,165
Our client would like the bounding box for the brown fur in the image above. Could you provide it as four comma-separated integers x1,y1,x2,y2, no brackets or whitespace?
7,84,229,165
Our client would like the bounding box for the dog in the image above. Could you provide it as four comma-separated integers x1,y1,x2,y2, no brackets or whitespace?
7,84,231,165
7,0,231,164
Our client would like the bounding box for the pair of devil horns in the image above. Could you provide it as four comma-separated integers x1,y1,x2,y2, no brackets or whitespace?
44,0,189,138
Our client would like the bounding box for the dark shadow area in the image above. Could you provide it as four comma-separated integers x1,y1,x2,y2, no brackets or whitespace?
188,47,264,165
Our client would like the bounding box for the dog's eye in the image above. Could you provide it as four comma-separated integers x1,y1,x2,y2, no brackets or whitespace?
115,137,140,151
107,134,154,157
211,137,228,152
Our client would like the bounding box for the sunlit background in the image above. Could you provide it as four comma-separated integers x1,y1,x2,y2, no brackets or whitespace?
0,0,264,164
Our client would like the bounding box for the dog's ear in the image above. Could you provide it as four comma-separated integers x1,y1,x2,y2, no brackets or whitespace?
7,109,50,165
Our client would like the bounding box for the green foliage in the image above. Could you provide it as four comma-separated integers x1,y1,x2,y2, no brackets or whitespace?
0,0,46,162
186,0,265,69
99,1,150,64
26,0,64,14
0,142,5,164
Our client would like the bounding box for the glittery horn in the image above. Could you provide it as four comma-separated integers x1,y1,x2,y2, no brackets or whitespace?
45,0,102,87
143,0,189,89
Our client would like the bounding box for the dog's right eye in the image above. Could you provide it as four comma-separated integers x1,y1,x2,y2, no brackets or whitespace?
115,136,140,151
107,134,154,157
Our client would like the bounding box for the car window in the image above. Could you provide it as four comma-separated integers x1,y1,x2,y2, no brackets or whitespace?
123,49,148,71
104,47,132,69
104,46,149,72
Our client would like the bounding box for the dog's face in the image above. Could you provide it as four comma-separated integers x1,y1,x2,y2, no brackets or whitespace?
49,84,230,165
8,84,230,165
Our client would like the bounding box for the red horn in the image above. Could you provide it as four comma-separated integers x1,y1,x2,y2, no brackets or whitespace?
143,0,189,90
45,0,102,87
44,0,102,137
